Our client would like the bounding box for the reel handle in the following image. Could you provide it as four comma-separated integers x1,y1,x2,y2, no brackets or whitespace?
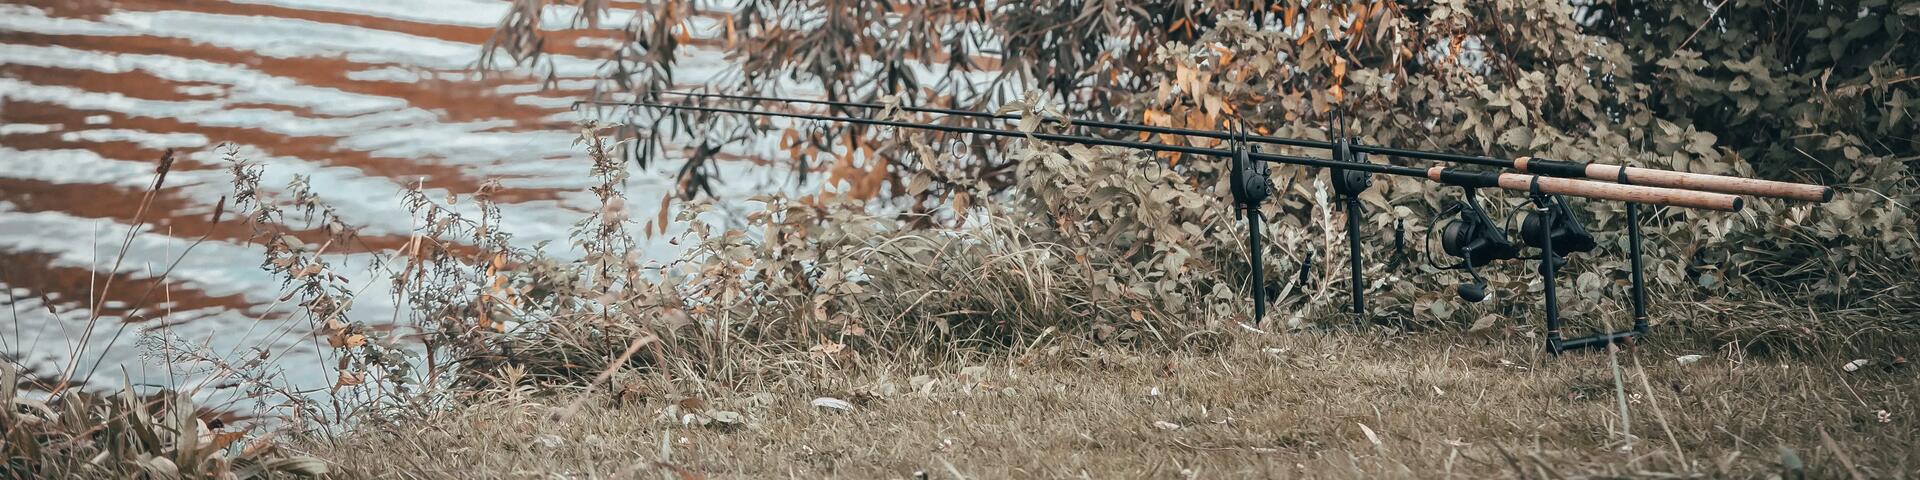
1456,282,1489,302
1514,158,1832,203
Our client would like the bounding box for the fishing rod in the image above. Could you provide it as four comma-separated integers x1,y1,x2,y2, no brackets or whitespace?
586,98,1756,354
623,91,1835,203
581,100,1745,212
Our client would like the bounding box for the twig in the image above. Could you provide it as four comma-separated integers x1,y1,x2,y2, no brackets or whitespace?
56,149,175,392
1606,319,1633,447
1489,441,1533,480
1631,350,1688,469
553,333,659,420
1818,428,1867,480
1675,0,1731,53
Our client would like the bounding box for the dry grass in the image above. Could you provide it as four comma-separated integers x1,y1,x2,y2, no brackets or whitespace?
307,322,1916,479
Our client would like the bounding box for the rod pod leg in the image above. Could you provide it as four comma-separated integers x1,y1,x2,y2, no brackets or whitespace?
1536,199,1564,354
1227,128,1272,327
1248,207,1267,325
1330,138,1372,326
1345,196,1365,324
1623,169,1649,336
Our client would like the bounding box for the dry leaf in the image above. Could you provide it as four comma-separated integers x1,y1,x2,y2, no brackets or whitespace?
334,372,364,389
811,397,854,412
1358,422,1383,448
706,410,744,424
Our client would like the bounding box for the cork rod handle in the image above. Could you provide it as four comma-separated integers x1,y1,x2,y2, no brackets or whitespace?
1583,163,1833,203
1426,168,1746,212
1511,157,1832,202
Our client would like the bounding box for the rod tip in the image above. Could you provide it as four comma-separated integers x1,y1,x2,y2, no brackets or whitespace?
1821,186,1836,202
1732,197,1745,212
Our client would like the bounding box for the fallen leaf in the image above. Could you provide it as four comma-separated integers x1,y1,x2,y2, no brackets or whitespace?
1152,420,1182,430
1358,422,1383,448
678,397,709,411
706,410,744,424
811,397,854,412
1469,314,1498,332
909,375,937,395
959,366,988,382
1675,354,1704,365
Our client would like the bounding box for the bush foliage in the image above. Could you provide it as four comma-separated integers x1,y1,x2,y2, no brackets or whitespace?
487,0,1915,330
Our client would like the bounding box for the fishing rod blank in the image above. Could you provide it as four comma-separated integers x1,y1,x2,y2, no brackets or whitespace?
585,100,1746,212
620,92,1832,203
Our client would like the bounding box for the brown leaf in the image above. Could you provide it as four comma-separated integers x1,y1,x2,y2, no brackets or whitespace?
209,431,246,450
334,372,364,389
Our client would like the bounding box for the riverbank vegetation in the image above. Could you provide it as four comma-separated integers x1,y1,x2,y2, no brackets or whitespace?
7,0,1917,478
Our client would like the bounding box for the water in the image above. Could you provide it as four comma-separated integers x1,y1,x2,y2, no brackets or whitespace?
0,0,785,404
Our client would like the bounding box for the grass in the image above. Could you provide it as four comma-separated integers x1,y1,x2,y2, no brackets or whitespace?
10,141,1913,479
307,322,1916,479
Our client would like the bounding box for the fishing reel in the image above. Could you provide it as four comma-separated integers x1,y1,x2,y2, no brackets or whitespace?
1429,190,1520,302
1517,194,1597,257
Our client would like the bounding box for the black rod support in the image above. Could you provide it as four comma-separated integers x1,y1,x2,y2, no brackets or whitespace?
1345,197,1366,321
1530,184,1565,354
1627,203,1649,333
1248,207,1266,325
1622,169,1650,335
